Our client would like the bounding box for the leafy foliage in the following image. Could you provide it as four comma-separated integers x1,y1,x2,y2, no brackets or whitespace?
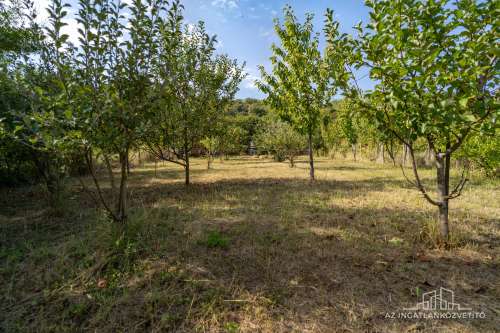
258,6,350,179
143,17,245,184
255,114,306,167
351,0,499,239
457,132,500,177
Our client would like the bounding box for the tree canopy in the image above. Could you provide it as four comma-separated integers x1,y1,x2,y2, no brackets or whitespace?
351,0,499,240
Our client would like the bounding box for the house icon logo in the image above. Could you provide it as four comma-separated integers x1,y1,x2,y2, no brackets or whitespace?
385,287,485,320
405,287,472,311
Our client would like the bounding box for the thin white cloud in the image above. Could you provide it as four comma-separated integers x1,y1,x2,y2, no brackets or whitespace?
258,3,270,11
259,29,271,37
211,0,238,10
242,70,259,90
258,27,274,42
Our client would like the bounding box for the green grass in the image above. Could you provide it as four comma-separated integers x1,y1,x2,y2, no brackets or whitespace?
200,230,230,249
1,156,499,332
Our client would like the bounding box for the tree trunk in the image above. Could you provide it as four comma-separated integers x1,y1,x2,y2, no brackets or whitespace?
103,154,116,206
403,145,410,166
436,152,450,241
385,141,396,166
207,151,212,170
308,131,315,181
183,128,190,186
424,147,434,167
289,155,295,168
352,144,357,162
126,154,130,175
403,144,409,166
32,152,62,207
46,170,61,207
116,150,128,223
376,143,385,164
185,154,190,186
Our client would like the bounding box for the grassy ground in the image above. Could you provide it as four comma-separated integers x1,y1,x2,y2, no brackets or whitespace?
1,156,499,332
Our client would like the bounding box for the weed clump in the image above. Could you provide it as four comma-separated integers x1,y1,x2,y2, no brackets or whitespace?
200,230,230,249
418,219,467,249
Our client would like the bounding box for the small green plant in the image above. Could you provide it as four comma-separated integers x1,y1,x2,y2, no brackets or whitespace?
67,302,89,319
224,322,240,333
202,230,230,249
388,237,404,246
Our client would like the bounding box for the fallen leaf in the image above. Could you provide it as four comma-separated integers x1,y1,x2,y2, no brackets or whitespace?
97,279,107,289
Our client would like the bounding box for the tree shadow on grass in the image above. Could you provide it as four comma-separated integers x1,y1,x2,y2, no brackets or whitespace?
120,174,499,331
1,164,498,332
47,200,495,332
127,176,406,208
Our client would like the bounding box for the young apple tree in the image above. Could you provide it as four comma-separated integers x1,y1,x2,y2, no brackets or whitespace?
144,20,244,185
259,6,351,180
200,136,219,169
353,0,498,241
0,0,74,204
49,0,169,222
254,114,306,167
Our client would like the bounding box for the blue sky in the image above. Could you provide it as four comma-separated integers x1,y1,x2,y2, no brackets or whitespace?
36,0,371,99
181,0,371,99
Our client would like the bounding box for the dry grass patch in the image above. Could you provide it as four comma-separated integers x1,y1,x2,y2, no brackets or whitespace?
1,157,499,332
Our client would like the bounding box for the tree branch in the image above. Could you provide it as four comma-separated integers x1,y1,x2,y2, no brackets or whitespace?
84,149,119,221
144,141,186,167
448,108,494,154
407,143,440,206
448,164,469,200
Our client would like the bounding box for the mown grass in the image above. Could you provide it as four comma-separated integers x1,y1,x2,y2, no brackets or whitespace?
1,156,499,332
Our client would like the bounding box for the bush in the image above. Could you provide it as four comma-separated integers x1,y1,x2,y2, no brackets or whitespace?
254,115,306,167
456,132,500,177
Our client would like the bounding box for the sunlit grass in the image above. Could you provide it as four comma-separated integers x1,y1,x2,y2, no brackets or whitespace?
1,156,498,332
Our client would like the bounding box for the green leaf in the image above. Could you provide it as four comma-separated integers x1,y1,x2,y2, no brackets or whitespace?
459,97,470,109
64,110,73,120
14,125,24,134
